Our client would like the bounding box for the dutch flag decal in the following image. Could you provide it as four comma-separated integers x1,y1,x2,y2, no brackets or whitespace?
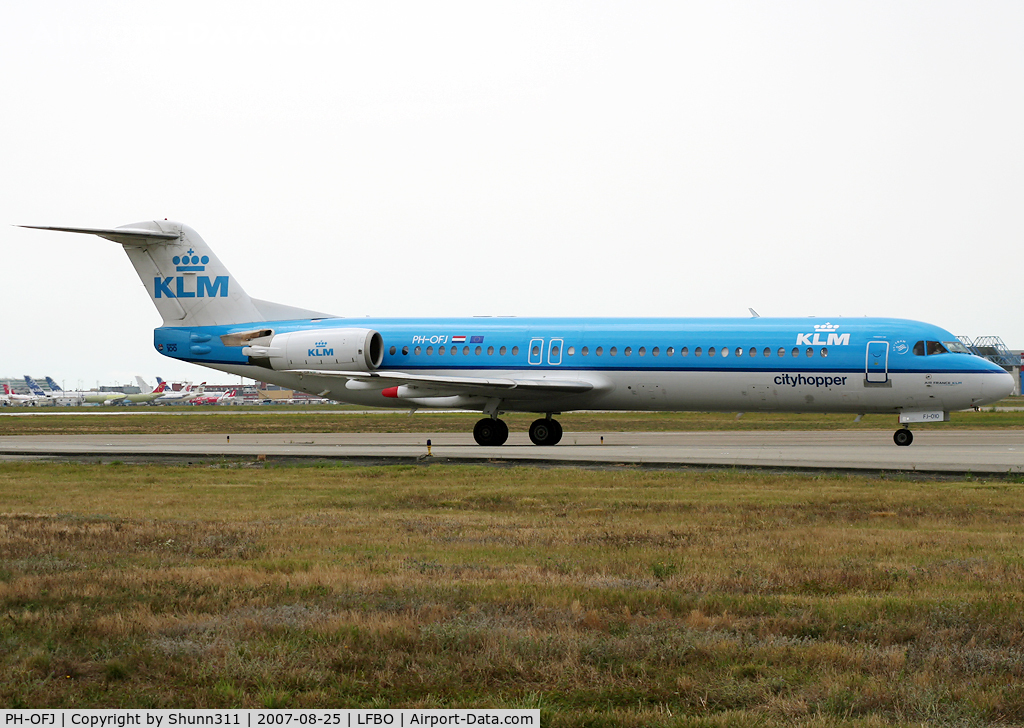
452,335,467,343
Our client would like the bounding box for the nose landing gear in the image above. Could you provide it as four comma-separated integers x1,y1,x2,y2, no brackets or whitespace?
893,427,914,447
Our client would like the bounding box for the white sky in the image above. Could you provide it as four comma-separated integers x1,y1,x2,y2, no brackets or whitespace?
2,2,1022,388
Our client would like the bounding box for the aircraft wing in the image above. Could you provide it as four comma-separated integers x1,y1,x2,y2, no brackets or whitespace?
290,369,597,399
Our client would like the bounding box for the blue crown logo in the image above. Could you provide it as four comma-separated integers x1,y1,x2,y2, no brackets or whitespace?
173,248,210,272
315,341,328,347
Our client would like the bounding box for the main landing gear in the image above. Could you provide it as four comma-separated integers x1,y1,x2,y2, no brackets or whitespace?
893,427,914,447
473,417,509,446
528,417,562,446
471,416,563,446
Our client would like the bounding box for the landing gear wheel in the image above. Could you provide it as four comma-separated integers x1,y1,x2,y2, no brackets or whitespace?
473,418,508,446
529,418,563,446
893,428,914,447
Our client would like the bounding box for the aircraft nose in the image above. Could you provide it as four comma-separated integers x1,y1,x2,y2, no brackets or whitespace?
986,369,1016,402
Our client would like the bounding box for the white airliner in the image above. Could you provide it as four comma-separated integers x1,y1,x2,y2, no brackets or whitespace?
21,221,1015,446
33,376,168,405
2,384,40,405
151,382,205,405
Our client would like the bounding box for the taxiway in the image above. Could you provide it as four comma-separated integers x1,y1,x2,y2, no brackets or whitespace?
1,430,1021,474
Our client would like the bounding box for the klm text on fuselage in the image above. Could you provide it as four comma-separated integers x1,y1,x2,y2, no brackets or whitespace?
153,276,229,298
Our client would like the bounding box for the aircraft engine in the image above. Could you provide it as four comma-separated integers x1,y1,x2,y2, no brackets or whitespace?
243,328,384,371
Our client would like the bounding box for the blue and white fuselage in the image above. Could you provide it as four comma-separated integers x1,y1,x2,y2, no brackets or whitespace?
23,221,1014,446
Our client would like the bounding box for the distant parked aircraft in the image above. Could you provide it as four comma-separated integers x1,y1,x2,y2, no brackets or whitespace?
2,383,40,405
151,382,205,405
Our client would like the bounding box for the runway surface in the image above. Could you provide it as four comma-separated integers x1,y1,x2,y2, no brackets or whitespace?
2,430,1023,474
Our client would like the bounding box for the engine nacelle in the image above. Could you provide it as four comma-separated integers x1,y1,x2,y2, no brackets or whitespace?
243,328,384,371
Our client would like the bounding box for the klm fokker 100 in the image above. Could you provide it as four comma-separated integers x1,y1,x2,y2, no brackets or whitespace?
23,221,1015,447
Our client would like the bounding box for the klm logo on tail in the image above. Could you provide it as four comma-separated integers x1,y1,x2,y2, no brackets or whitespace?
153,248,229,298
154,276,229,298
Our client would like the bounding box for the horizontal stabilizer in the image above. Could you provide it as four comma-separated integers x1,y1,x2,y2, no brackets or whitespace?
18,225,180,244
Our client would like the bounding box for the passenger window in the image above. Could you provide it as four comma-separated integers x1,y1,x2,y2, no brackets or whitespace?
719,347,727,357
821,348,828,357
749,347,757,357
778,347,786,357
681,347,688,356
500,346,507,355
475,346,482,355
402,346,409,355
512,346,519,356
736,347,743,357
709,347,716,357
913,341,925,356
550,345,559,358
667,347,674,356
791,348,799,357
624,347,631,356
389,346,396,355
652,347,659,356
437,346,444,356
610,347,618,356
426,346,433,355
582,346,589,355
567,346,575,356
487,346,494,355
596,347,603,356
763,347,771,357
805,347,813,357
927,341,949,355
639,347,646,356
694,347,701,357
463,346,470,355
531,345,540,357
414,346,422,355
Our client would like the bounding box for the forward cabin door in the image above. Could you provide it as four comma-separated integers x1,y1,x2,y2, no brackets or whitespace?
865,341,889,383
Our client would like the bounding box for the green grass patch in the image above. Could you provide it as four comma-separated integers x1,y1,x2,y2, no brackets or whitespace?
3,462,1024,724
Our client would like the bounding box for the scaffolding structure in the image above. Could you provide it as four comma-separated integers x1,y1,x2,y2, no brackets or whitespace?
957,336,1022,367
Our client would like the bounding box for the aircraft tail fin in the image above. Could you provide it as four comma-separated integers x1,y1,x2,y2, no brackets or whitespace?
136,376,153,394
20,222,333,327
153,381,168,394
45,377,63,392
24,376,45,396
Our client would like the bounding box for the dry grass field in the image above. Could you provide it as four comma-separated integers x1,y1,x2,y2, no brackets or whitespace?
3,461,1024,725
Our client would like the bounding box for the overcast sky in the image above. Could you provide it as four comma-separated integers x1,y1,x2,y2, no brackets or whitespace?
3,2,1022,388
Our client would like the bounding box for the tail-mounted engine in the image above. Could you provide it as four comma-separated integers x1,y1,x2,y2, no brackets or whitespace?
243,328,384,371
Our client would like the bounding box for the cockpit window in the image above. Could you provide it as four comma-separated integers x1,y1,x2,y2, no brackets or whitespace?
913,341,925,356
927,341,949,355
943,340,970,354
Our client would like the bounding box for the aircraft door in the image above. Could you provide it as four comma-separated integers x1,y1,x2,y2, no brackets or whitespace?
528,338,544,365
866,341,889,383
548,338,564,365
